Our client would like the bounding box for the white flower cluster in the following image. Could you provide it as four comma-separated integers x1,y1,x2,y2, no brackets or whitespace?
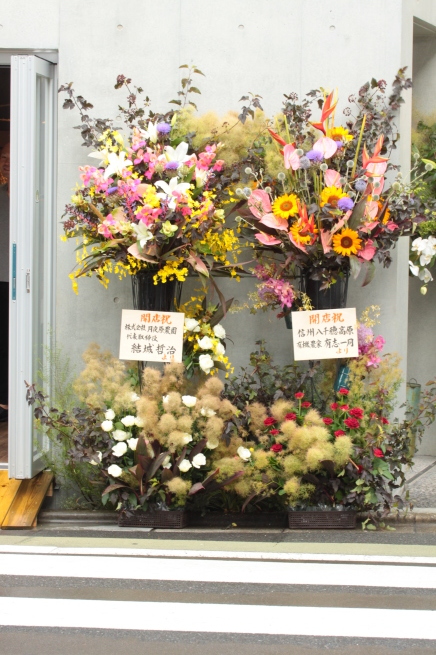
184,319,227,374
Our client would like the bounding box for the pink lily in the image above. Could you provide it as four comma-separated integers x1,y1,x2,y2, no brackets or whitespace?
255,232,282,246
248,189,272,218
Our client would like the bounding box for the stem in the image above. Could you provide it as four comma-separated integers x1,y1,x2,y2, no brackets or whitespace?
351,114,367,180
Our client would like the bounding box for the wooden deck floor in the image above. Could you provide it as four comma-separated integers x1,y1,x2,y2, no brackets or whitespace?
0,421,7,462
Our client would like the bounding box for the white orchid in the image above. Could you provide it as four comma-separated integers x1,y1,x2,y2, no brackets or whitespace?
409,261,419,276
139,122,158,144
419,267,433,284
155,177,191,210
133,221,154,248
103,151,133,179
164,141,192,167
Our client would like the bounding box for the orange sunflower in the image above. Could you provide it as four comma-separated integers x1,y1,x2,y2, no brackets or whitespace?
289,216,319,245
332,228,362,257
320,186,348,208
272,194,299,219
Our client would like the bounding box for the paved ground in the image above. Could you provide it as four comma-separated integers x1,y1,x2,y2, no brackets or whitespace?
406,456,436,508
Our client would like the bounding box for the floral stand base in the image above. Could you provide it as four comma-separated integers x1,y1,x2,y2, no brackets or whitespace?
288,510,356,530
118,509,188,529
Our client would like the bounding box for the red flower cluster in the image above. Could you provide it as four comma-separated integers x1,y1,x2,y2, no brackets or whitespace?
349,407,364,419
330,403,339,410
301,401,312,409
285,412,297,421
270,429,280,436
338,388,349,395
344,417,360,429
264,417,277,426
340,404,350,411
294,392,304,399
373,447,384,458
322,417,333,425
381,417,389,425
271,443,283,453
334,430,346,437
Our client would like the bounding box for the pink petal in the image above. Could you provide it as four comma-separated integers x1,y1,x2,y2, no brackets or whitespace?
284,144,301,170
255,232,282,246
386,221,398,232
365,161,388,177
248,189,272,218
259,213,289,231
313,137,337,159
324,169,342,187
365,200,379,220
288,233,308,253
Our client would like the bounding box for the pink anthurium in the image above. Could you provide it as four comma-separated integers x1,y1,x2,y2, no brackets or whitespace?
248,189,272,218
320,229,333,253
255,232,282,246
284,143,301,170
259,213,289,231
313,137,337,159
362,135,389,179
324,169,342,187
358,239,376,261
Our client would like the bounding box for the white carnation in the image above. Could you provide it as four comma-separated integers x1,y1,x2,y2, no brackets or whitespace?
127,437,138,451
112,429,129,442
101,420,113,432
104,409,115,421
107,464,123,478
237,446,251,461
112,442,128,457
199,354,214,374
182,395,197,408
178,459,192,473
121,415,136,427
192,453,207,469
213,324,226,339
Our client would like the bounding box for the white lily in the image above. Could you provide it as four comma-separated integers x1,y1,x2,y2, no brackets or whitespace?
195,167,209,188
139,122,158,144
155,177,191,210
133,221,154,248
164,141,191,167
103,151,133,179
88,148,110,166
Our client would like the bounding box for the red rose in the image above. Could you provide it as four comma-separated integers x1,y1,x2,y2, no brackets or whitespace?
373,447,384,458
340,404,350,412
323,417,333,425
381,417,389,425
271,443,283,453
301,401,312,408
338,387,349,395
344,417,360,429
294,392,304,399
330,403,339,411
270,429,280,436
349,407,364,419
334,430,346,437
264,417,277,426
285,412,297,421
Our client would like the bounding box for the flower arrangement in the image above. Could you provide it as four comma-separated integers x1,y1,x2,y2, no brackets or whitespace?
60,71,242,291
181,295,233,377
233,70,430,306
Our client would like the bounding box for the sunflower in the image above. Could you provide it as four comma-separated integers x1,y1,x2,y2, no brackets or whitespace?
272,194,299,219
327,126,353,143
320,186,348,208
289,218,319,245
378,200,390,224
332,228,362,256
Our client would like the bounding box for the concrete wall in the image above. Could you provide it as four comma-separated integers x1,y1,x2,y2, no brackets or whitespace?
2,0,434,449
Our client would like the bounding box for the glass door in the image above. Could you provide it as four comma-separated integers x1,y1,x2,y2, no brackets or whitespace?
8,55,56,479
